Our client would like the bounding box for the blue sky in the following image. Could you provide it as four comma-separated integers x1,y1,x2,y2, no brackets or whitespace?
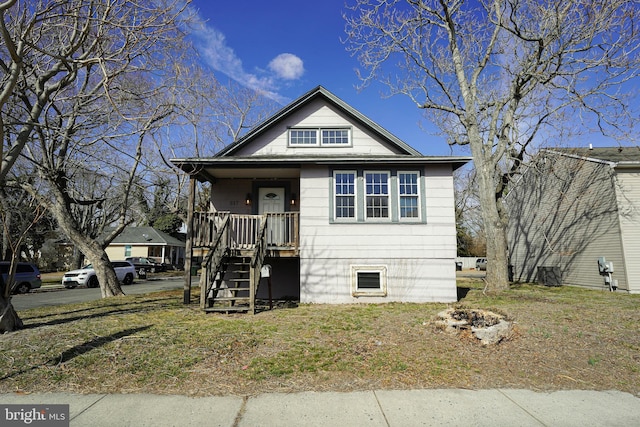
187,1,636,155
188,0,456,156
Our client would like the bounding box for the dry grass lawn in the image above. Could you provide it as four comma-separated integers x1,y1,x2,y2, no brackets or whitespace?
1,280,639,397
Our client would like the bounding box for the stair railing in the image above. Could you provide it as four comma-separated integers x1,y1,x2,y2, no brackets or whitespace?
249,216,269,313
199,214,231,309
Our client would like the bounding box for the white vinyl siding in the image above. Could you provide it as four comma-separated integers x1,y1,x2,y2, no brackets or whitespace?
299,165,458,304
615,170,640,293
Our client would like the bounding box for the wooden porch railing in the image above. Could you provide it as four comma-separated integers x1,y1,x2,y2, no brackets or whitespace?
192,211,299,251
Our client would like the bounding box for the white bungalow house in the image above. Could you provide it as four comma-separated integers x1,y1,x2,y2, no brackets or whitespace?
171,86,470,312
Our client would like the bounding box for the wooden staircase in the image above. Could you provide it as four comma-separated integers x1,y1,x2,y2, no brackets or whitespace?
190,211,298,313
205,255,254,313
199,213,269,314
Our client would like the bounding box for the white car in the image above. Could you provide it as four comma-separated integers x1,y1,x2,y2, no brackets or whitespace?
62,260,136,288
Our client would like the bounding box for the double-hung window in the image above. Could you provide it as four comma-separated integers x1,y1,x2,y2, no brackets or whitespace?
365,172,389,219
334,172,356,219
398,172,420,219
333,170,423,222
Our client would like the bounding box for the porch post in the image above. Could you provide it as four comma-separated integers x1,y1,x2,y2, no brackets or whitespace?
183,176,196,304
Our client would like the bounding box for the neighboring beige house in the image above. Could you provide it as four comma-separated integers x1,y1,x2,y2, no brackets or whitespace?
105,226,186,268
507,147,640,294
171,86,470,312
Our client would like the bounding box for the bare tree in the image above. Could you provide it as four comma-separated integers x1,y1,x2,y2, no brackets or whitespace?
154,75,280,226
345,0,639,292
454,168,485,257
0,0,194,330
0,196,46,333
0,186,55,262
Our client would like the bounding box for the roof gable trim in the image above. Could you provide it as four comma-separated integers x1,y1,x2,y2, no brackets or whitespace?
217,86,422,157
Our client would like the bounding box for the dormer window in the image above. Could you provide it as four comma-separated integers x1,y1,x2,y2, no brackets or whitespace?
289,128,351,147
322,129,349,145
289,129,317,145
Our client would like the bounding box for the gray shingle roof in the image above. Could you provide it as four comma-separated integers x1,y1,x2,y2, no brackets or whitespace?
552,146,640,163
108,227,185,246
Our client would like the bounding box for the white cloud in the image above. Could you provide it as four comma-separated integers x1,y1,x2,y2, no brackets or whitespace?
188,10,304,104
268,53,305,80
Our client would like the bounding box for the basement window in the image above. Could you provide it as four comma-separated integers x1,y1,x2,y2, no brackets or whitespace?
351,265,387,297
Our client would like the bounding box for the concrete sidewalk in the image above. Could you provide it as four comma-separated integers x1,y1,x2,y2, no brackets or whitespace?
2,389,640,426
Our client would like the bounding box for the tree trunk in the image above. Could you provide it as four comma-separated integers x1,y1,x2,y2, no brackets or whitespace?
470,141,510,293
48,196,125,298
85,247,125,298
0,296,23,333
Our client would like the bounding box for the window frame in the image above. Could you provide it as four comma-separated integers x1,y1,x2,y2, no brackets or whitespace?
397,171,421,221
364,171,390,221
333,170,357,220
321,128,351,146
332,169,425,223
288,127,351,147
351,265,388,297
289,128,318,146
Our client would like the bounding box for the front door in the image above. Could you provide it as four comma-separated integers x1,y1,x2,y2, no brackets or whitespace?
259,187,285,214
259,187,285,246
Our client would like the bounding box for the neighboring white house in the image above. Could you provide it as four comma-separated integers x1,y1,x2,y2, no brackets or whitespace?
507,147,640,294
171,86,470,311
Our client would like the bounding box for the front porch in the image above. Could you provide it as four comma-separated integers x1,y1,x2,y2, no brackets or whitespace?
193,211,299,254
189,211,299,313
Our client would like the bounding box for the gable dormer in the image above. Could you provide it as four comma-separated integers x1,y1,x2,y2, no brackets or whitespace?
217,86,421,158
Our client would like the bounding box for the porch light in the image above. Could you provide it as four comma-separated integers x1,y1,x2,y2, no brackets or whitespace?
245,193,252,206
290,193,297,206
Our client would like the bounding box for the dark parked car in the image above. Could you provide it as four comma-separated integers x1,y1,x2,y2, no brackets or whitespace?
0,261,42,294
125,256,165,276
